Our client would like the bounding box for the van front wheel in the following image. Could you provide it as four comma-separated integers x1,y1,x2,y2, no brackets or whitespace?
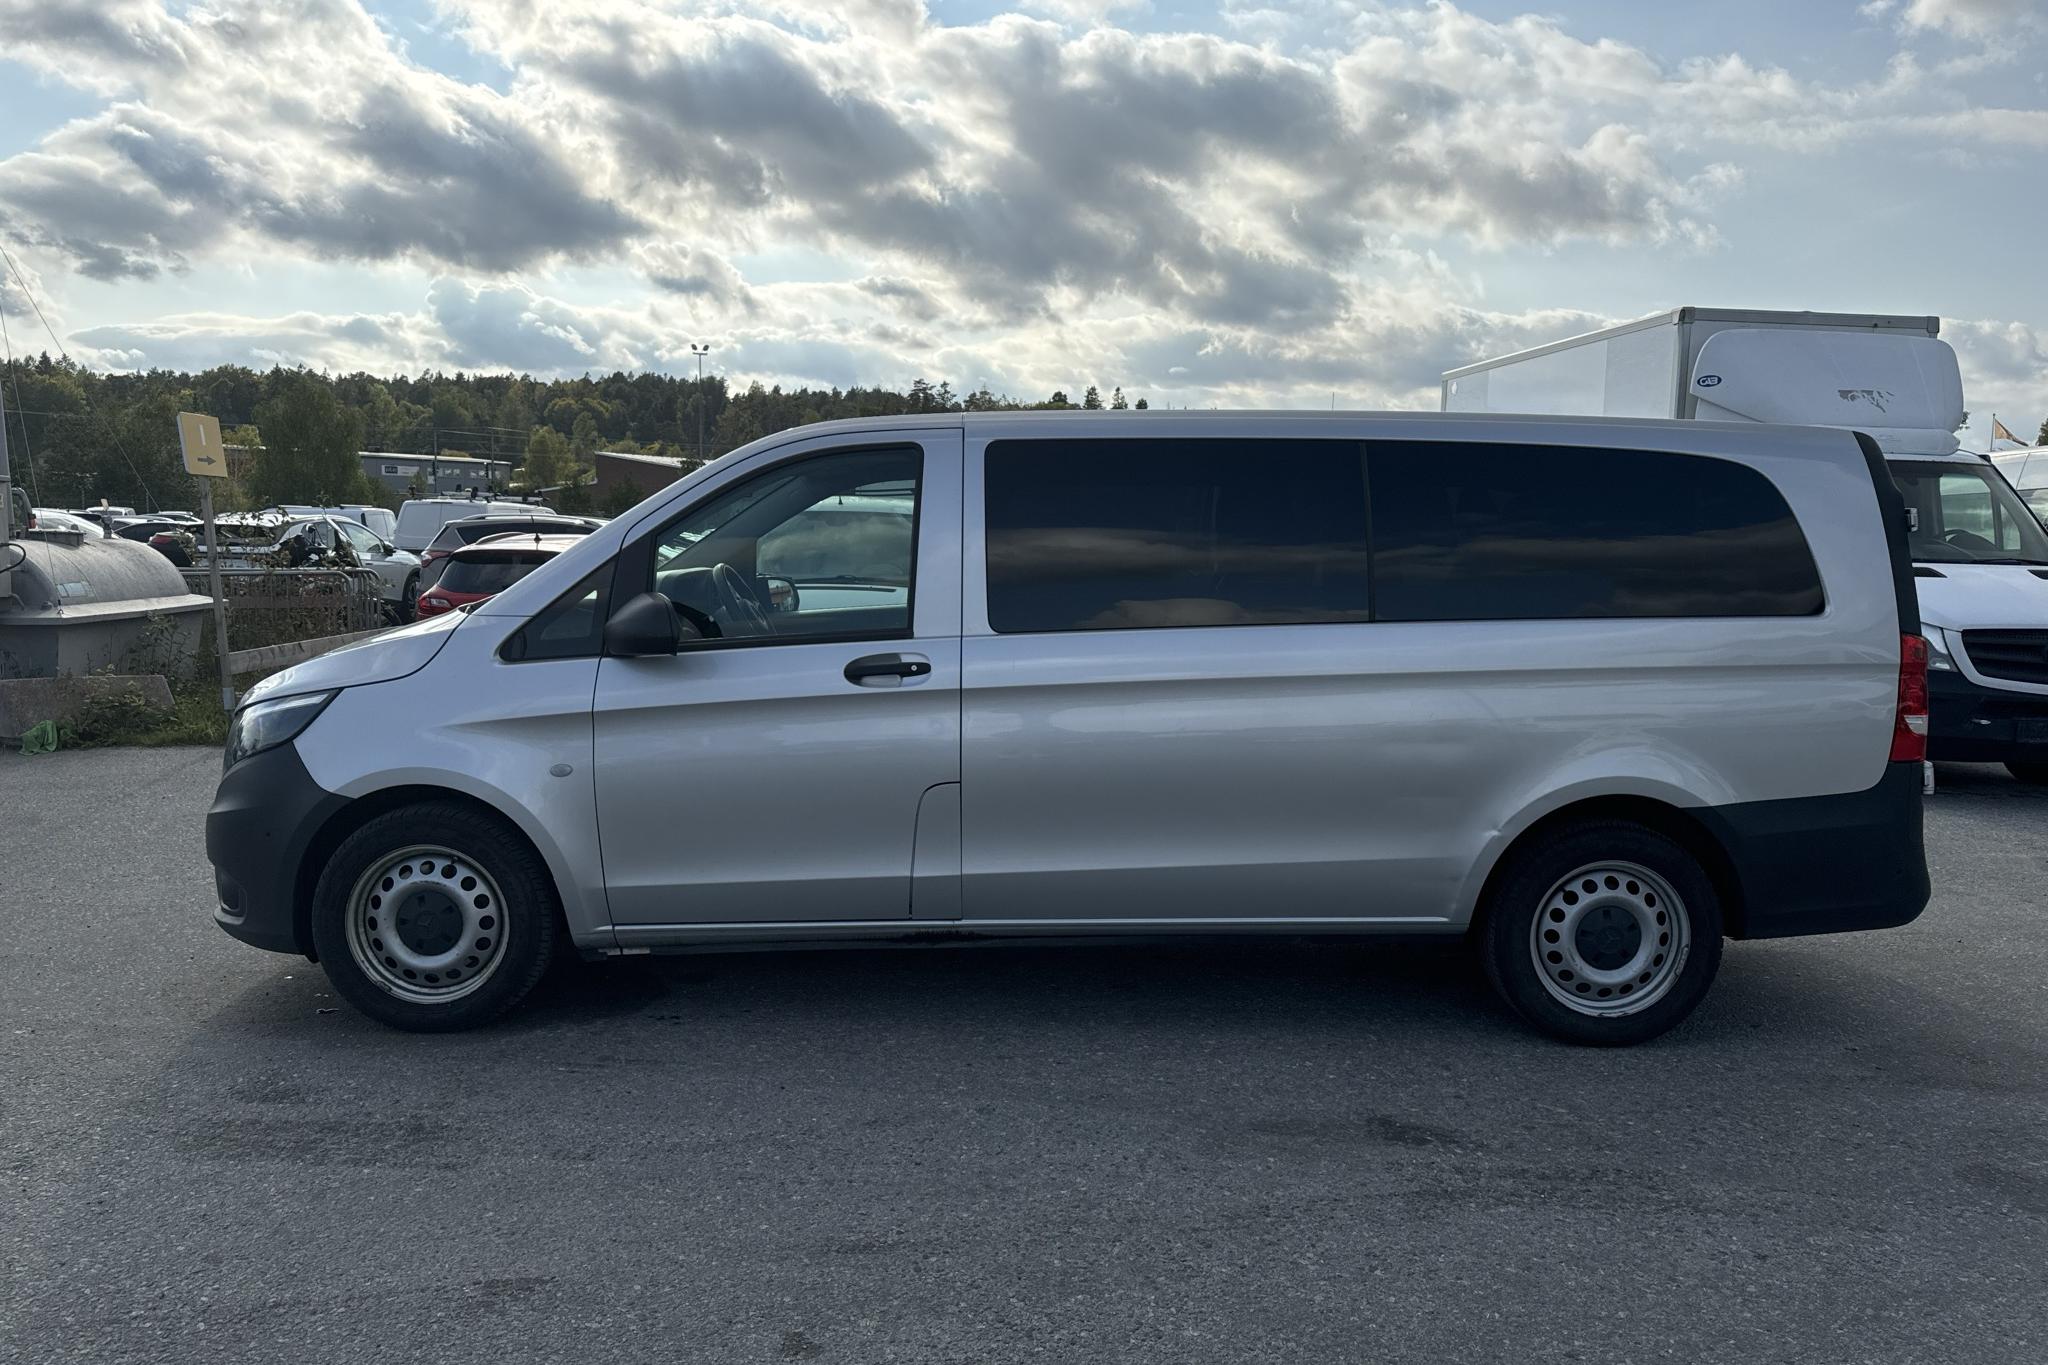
310,801,559,1031
1478,821,1723,1046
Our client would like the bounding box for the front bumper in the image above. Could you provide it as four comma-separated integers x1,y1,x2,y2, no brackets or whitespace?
205,742,348,958
1927,668,2048,764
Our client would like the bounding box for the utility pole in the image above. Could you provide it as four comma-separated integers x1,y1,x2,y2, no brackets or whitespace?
0,375,14,606
691,343,712,464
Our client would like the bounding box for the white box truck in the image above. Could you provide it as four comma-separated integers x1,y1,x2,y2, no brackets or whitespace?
1445,307,2048,783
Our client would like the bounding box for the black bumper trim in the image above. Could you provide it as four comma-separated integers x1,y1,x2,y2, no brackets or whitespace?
1927,668,2048,764
1693,762,1927,940
205,743,349,958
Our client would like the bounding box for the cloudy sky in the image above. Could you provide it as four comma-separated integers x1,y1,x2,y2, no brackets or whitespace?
0,0,2044,442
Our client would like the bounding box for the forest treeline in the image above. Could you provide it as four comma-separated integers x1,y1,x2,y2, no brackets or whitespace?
0,357,1150,515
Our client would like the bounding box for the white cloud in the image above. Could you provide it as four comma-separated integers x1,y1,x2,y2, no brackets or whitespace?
0,0,2040,424
1946,318,2048,446
1902,0,2045,38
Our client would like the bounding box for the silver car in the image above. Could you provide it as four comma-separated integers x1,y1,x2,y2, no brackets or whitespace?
207,411,1929,1043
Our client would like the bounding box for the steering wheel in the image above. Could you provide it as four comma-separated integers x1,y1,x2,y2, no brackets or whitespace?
711,563,773,638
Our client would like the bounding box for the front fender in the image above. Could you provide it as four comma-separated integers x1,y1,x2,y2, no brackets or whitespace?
290,629,612,949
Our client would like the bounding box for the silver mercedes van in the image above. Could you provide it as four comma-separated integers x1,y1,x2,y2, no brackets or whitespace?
207,412,1930,1045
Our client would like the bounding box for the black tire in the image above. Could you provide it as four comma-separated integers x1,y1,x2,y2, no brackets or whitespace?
1477,820,1723,1046
310,801,560,1032
2004,761,2048,785
400,573,420,623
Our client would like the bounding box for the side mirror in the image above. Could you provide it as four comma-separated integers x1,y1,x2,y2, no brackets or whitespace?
603,591,695,657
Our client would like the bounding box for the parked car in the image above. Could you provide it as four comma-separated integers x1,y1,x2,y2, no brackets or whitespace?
29,508,102,534
109,520,201,567
394,496,555,553
417,534,583,618
419,513,603,588
207,412,1930,1043
268,516,423,620
70,505,135,521
275,503,398,541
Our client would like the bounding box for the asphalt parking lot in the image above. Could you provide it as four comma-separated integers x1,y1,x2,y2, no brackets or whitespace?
3,747,2046,1364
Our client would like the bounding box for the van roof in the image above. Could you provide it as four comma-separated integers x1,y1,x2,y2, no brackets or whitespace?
705,407,1886,451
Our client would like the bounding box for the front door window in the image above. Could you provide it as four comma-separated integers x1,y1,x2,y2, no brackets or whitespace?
647,448,920,644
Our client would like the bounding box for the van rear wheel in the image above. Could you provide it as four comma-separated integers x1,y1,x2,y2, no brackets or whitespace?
1478,821,1723,1046
2005,761,2048,785
310,801,559,1031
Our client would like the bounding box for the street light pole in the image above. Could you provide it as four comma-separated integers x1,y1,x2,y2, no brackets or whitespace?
690,343,711,464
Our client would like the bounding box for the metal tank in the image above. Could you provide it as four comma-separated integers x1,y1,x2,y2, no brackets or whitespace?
0,528,214,678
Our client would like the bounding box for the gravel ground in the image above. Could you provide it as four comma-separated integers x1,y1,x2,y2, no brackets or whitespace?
3,747,2045,1364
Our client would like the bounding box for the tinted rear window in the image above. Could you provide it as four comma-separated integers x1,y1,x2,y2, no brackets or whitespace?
1367,442,1824,620
438,554,547,595
984,438,1372,632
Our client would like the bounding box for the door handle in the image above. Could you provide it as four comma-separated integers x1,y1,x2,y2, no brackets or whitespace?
844,653,932,685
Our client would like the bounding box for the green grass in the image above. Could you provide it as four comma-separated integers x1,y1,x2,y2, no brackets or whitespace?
61,679,247,750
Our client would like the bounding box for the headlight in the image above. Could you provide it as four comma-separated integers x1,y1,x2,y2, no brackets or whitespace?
1923,625,1958,672
224,691,336,771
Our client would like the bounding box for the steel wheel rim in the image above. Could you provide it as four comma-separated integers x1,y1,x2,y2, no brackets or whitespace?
344,844,508,1004
1529,860,1689,1017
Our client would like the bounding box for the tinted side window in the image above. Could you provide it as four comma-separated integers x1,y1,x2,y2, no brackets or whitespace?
1368,442,1824,621
984,439,1371,633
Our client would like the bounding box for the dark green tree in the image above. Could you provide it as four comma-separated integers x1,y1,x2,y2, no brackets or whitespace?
519,426,580,493
249,372,369,506
1082,385,1103,410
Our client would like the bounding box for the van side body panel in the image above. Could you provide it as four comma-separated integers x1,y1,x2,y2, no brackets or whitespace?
957,414,1905,929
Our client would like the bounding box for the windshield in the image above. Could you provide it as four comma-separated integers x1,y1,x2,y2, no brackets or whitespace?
1890,461,2048,565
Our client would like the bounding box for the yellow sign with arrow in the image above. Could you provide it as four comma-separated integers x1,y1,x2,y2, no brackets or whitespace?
176,411,227,478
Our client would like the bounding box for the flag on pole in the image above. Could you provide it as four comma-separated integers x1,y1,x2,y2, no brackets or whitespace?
1992,416,2026,447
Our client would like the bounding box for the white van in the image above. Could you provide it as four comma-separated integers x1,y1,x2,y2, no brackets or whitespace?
207,412,1929,1044
1991,445,2048,523
394,496,554,553
1446,308,2048,783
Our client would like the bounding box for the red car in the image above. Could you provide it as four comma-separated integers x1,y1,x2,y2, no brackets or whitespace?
416,534,582,618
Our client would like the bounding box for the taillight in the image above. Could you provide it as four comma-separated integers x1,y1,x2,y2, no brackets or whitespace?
1891,633,1929,763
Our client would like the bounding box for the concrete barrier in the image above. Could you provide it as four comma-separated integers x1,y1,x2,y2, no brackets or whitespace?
224,628,385,676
